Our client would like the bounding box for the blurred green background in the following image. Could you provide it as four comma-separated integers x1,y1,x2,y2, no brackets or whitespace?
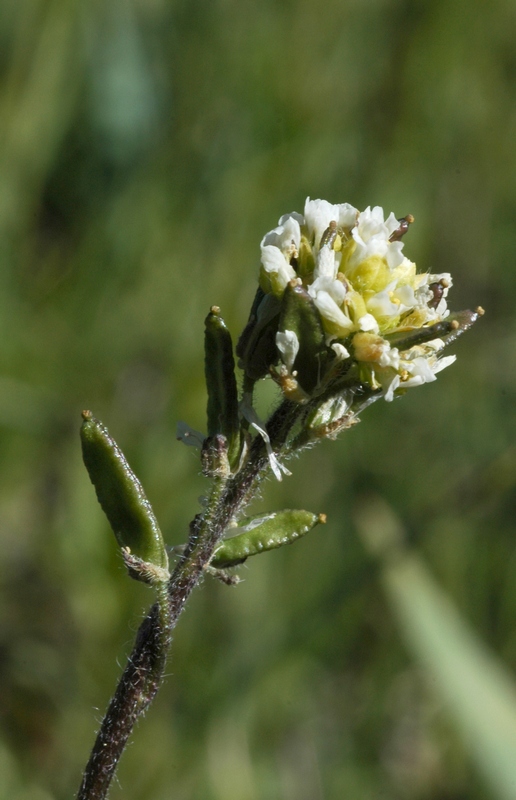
1,1,515,798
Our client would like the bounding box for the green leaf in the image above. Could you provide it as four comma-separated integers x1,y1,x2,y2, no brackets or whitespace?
210,509,326,568
80,411,169,573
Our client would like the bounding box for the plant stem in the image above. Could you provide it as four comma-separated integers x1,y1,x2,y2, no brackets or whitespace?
76,587,172,800
77,399,301,800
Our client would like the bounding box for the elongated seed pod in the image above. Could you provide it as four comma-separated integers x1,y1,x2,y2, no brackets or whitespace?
205,306,240,466
80,411,169,571
210,509,326,569
385,309,481,351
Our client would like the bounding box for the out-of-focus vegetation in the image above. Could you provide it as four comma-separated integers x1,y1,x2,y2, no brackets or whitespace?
0,1,515,798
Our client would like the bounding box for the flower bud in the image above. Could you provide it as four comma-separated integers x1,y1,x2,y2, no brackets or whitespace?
205,306,241,467
236,288,281,382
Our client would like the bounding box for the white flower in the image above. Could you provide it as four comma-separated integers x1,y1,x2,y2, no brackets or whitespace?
304,198,341,247
260,242,296,292
262,215,301,258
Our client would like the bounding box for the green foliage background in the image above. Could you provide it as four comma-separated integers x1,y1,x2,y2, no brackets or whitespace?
0,1,515,798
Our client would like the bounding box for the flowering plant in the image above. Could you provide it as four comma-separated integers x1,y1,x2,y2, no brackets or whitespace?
76,199,481,799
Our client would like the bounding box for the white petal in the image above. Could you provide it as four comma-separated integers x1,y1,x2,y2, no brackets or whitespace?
384,211,401,237
260,244,296,289
327,279,347,305
304,197,340,246
276,329,299,372
393,284,416,307
385,240,405,269
313,291,354,332
358,313,380,333
308,276,346,305
356,206,387,241
378,345,400,369
384,375,401,402
261,216,301,257
278,211,304,227
367,288,400,318
404,356,437,384
337,203,358,229
432,354,456,374
331,342,351,360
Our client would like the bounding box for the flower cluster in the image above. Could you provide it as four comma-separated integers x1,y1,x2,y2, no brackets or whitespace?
238,198,476,404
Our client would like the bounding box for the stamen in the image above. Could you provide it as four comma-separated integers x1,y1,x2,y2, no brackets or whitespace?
319,220,338,249
389,214,415,242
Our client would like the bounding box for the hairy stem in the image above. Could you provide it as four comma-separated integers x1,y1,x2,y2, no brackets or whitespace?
77,399,301,800
77,583,172,800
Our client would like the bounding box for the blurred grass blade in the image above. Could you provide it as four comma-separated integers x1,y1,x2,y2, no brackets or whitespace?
358,499,516,800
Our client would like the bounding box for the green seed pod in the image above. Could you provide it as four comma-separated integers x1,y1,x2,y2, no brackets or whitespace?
210,509,326,569
439,308,484,346
278,281,328,395
205,306,241,466
384,308,483,352
80,412,169,574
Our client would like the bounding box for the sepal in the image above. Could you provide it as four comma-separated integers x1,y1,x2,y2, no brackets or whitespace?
122,548,170,585
236,288,282,382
